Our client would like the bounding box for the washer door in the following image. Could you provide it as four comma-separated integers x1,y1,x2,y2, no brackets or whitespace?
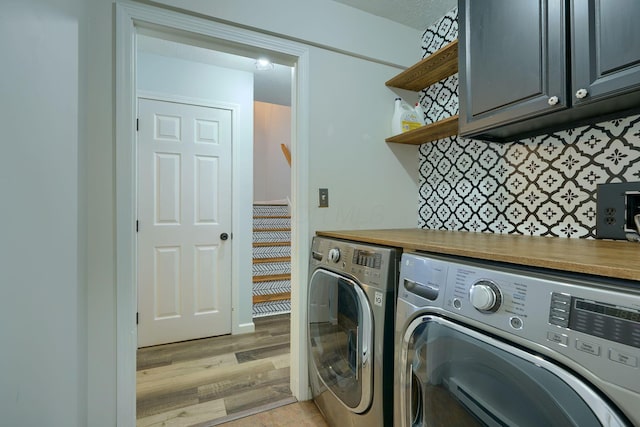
308,268,373,413
398,316,630,427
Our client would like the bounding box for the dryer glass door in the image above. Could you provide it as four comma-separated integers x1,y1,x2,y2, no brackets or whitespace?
308,269,373,413
399,316,630,427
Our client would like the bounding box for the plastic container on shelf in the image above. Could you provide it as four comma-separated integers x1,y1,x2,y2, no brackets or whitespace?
392,97,423,135
414,102,426,125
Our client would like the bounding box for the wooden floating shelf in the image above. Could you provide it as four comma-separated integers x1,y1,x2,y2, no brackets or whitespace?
386,40,459,91
385,115,459,145
385,39,459,145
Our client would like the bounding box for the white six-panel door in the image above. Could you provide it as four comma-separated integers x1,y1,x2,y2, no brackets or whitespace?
137,98,232,347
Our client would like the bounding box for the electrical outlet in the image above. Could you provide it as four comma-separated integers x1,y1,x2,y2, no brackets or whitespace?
596,182,640,239
604,207,617,225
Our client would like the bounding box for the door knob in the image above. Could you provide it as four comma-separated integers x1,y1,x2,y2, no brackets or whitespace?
575,88,588,99
220,232,229,241
547,96,559,106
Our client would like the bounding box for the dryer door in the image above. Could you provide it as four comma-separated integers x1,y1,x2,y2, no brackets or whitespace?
398,315,630,427
308,268,373,413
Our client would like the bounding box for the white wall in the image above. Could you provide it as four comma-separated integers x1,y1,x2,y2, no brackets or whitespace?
151,0,421,67
81,1,421,425
137,51,253,107
254,101,292,203
137,49,255,334
307,46,419,230
0,0,87,425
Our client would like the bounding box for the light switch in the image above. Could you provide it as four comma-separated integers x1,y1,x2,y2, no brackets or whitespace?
319,188,329,208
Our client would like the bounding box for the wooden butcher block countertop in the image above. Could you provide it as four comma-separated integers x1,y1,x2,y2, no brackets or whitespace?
316,228,640,282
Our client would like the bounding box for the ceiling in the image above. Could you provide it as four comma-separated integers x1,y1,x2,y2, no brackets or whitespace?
332,0,456,30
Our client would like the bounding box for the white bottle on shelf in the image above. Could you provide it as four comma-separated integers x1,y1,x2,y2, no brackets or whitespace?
392,98,403,135
414,102,426,125
392,98,422,135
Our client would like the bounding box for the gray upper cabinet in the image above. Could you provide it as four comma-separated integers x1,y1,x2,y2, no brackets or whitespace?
572,0,640,105
459,0,640,142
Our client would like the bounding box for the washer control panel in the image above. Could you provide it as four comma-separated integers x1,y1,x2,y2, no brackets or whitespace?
399,252,640,395
310,236,399,291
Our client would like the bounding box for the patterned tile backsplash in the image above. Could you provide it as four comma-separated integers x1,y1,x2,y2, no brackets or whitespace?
417,8,640,238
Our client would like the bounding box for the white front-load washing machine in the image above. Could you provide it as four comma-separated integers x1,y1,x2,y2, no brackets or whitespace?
395,252,640,427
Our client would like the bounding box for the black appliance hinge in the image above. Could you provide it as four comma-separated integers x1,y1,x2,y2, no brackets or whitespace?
136,312,139,325
136,220,139,232
136,118,139,131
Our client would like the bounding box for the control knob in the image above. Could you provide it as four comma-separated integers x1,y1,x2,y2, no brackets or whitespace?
328,248,341,263
469,280,502,312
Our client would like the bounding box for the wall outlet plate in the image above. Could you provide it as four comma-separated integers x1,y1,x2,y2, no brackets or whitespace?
596,182,640,239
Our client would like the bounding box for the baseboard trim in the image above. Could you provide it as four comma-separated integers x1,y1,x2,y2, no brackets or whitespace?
234,321,255,335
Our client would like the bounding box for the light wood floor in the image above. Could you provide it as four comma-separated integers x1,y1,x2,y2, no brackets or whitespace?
137,314,306,427
217,400,328,427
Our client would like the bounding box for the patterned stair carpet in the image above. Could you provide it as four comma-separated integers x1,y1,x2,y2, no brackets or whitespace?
252,204,292,318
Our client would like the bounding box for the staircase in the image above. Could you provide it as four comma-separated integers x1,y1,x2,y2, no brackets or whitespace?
252,204,292,318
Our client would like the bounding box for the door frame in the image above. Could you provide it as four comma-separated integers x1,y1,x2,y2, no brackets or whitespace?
115,2,311,424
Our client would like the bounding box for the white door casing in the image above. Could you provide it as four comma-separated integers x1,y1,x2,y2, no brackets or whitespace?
116,3,311,423
137,97,232,347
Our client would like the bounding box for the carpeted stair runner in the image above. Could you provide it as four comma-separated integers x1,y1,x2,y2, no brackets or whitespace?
252,204,291,318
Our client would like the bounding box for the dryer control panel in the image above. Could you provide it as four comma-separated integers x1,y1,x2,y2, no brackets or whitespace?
549,292,640,351
398,252,640,396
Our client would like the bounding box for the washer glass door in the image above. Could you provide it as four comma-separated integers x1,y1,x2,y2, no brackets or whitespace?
308,268,373,413
399,316,630,427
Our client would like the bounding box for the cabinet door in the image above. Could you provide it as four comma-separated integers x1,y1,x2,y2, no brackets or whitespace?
458,0,567,139
572,0,640,106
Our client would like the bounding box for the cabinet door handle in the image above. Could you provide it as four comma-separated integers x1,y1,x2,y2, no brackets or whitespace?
548,96,559,106
575,88,589,99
